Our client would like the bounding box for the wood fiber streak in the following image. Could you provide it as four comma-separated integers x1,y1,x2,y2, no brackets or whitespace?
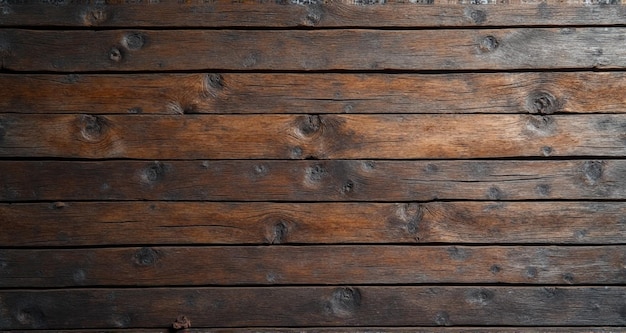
3,202,626,246
4,114,626,158
1,160,623,201
1,246,626,287
2,287,626,329
4,72,626,115
1,2,626,28
2,28,626,71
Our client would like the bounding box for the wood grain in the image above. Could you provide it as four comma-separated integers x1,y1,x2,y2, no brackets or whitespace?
3,114,626,159
3,201,626,246
1,1,626,28
12,328,626,333
2,287,626,329
2,246,625,287
4,72,626,115
1,160,622,201
2,28,626,71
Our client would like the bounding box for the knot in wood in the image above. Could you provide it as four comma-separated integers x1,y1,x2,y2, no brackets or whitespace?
302,4,323,26
84,8,108,25
142,161,168,183
327,287,361,318
582,160,604,185
467,9,487,24
203,73,225,98
133,247,159,267
172,315,191,330
479,35,499,53
527,91,558,114
123,33,145,51
78,114,109,142
298,115,322,136
109,47,122,62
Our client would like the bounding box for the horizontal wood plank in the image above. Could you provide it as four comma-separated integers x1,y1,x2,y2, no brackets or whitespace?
1,1,626,28
2,246,626,287
2,28,626,71
5,72,626,115
3,201,626,246
11,328,626,333
1,160,623,201
3,114,626,159
2,287,626,329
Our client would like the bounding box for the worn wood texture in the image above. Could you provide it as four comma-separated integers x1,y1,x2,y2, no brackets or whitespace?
13,329,626,333
2,28,626,72
3,201,626,246
4,72,626,115
3,114,626,159
2,246,626,287
1,1,626,28
0,160,622,201
2,287,626,329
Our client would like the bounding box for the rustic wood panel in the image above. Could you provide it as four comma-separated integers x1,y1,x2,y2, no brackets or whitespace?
3,201,626,246
13,328,626,333
1,160,621,201
2,246,625,287
2,28,626,72
2,287,626,329
1,1,626,28
5,72,626,115
3,114,626,159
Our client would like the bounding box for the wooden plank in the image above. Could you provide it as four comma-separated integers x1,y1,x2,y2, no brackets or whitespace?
3,114,626,159
2,28,626,71
3,201,626,246
2,287,626,328
1,1,626,28
12,328,626,333
5,72,626,115
1,160,623,201
2,246,625,287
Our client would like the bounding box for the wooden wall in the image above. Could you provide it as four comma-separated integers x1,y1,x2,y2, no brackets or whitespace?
3,0,626,331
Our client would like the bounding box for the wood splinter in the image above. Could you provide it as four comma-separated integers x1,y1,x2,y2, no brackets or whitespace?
172,315,191,330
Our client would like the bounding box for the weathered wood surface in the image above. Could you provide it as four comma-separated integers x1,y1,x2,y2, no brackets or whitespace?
2,287,626,329
24,325,615,331
2,246,625,287
0,160,622,201
5,72,626,115
4,114,626,159
3,201,626,246
1,1,626,28
2,28,626,72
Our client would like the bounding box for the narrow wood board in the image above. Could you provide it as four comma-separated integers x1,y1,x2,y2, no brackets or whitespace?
2,201,626,246
1,1,626,28
1,28,626,71
1,160,620,201
3,72,626,115
3,114,626,159
2,287,626,329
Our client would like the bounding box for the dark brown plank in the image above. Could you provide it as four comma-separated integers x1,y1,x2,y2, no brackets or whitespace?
1,1,625,28
13,328,626,333
1,28,626,71
3,114,626,159
5,72,626,115
0,160,621,201
2,246,625,287
3,201,626,246
2,287,626,329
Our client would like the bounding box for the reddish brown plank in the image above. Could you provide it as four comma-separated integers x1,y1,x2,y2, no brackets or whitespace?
1,1,625,28
4,72,626,115
2,201,626,246
2,114,626,159
1,246,625,287
0,160,621,201
1,287,626,329
1,28,626,71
